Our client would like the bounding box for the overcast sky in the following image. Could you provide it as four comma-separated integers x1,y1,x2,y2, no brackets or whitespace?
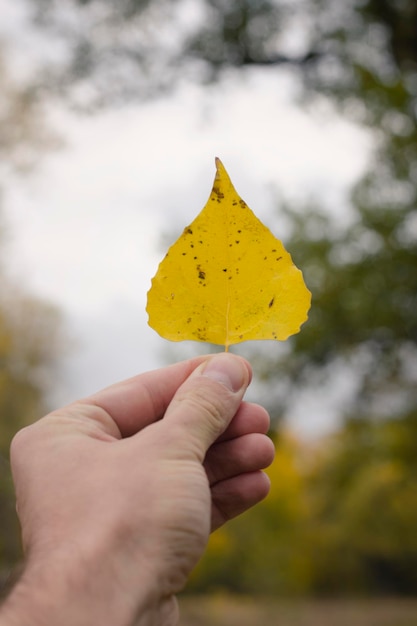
2,3,372,437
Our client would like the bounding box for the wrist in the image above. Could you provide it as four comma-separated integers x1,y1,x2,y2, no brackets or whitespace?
0,540,172,626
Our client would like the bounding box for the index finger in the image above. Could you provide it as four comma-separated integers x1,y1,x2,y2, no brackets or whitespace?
84,355,208,437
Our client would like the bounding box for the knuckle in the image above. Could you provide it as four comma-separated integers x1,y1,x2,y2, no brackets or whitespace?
177,382,236,432
10,425,33,455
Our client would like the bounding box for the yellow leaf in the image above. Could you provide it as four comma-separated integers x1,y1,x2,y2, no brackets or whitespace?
147,158,311,350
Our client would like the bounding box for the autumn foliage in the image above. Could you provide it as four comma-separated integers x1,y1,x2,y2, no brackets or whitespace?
188,418,417,596
0,278,63,581
147,159,310,349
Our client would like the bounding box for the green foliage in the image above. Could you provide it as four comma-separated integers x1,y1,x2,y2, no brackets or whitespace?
0,282,63,454
0,55,59,176
306,412,417,595
189,416,417,596
16,0,417,119
189,434,312,595
0,275,64,577
272,185,417,419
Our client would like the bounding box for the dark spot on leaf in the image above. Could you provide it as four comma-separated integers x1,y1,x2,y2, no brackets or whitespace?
195,327,207,341
185,228,193,235
269,297,275,308
212,184,224,199
222,268,227,272
182,252,187,256
235,240,240,244
187,317,192,324
276,256,283,261
239,199,246,208
237,230,241,233
199,270,206,279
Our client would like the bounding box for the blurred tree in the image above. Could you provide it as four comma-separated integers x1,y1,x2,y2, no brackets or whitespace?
0,41,64,584
188,416,417,596
0,281,63,452
10,0,415,114
305,413,417,594
188,433,313,595
19,0,292,108
0,46,60,182
0,276,64,584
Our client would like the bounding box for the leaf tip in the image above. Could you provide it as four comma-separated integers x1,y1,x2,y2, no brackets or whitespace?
214,156,224,176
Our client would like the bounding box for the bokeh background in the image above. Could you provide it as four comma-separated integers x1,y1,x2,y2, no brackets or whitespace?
1,1,416,623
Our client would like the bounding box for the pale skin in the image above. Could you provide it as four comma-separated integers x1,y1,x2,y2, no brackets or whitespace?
0,353,275,626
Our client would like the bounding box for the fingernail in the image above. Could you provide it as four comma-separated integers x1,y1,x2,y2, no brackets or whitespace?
201,354,249,393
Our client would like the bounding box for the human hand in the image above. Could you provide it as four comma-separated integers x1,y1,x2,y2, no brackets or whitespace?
2,353,274,626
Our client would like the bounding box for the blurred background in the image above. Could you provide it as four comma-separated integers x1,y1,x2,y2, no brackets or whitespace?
1,0,416,623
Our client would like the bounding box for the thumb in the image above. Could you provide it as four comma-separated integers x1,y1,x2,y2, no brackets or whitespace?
162,353,251,461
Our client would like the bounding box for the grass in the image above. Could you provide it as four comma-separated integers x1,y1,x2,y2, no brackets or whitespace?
178,595,417,626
